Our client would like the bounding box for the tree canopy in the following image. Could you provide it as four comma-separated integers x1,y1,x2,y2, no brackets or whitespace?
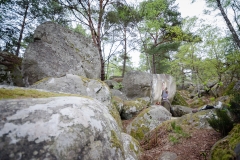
0,0,239,83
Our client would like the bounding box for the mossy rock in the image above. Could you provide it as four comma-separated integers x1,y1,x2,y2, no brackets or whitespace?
0,87,85,100
210,123,240,160
224,81,237,96
109,104,123,131
172,91,189,107
111,96,124,113
176,110,215,129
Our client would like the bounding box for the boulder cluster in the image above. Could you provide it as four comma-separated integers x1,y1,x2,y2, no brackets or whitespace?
0,22,239,160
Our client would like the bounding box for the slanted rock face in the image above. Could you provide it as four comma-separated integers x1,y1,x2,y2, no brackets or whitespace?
126,105,172,141
171,105,193,117
0,97,124,160
151,74,176,105
22,21,100,86
122,71,152,99
30,74,111,106
121,133,141,160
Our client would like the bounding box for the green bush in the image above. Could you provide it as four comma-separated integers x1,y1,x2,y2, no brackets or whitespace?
207,109,233,137
229,92,240,123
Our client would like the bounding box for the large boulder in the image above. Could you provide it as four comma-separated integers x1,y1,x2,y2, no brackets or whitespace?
30,74,111,106
151,74,176,105
22,21,100,86
171,105,193,117
126,105,172,141
0,96,125,160
122,71,152,99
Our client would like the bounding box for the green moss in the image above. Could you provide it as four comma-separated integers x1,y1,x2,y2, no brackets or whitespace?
109,104,123,131
224,81,237,96
135,98,150,107
32,77,50,85
129,138,140,155
130,119,150,141
123,100,145,112
229,124,240,149
192,98,205,108
176,110,209,127
211,139,235,160
172,91,189,107
0,88,84,100
110,130,124,153
79,76,90,84
75,48,80,52
211,124,240,160
130,125,149,141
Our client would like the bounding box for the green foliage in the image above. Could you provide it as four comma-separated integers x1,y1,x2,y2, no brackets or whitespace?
207,109,233,137
72,24,89,37
113,82,123,90
168,121,190,144
228,92,240,123
0,0,68,55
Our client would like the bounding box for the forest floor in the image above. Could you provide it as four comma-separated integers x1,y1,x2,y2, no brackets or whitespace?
122,117,221,160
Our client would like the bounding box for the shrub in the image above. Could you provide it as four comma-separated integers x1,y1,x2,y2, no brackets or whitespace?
207,109,233,137
228,92,240,123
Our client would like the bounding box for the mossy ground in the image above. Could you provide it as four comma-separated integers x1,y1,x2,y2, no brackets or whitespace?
0,88,83,100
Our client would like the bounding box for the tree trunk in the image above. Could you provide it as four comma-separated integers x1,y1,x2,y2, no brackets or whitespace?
122,27,127,77
216,0,240,48
152,54,157,74
16,4,29,57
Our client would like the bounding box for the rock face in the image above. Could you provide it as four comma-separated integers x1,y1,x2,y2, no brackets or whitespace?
171,105,193,117
151,74,176,105
22,21,100,86
0,97,124,160
126,105,172,141
122,71,152,99
121,133,141,160
30,74,111,106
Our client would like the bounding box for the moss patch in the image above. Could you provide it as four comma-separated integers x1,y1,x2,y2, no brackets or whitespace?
130,122,149,141
224,81,237,96
172,91,189,107
0,88,84,100
32,77,50,85
211,123,240,160
111,130,124,153
109,104,123,131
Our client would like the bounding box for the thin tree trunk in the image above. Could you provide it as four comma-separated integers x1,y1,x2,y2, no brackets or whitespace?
122,27,127,77
16,4,29,57
152,54,156,74
216,0,240,48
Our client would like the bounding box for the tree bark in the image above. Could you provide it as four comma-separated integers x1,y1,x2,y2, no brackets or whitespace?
216,0,240,48
16,4,29,57
122,26,127,77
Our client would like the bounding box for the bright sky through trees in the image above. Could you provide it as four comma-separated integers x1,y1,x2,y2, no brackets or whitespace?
128,0,228,67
